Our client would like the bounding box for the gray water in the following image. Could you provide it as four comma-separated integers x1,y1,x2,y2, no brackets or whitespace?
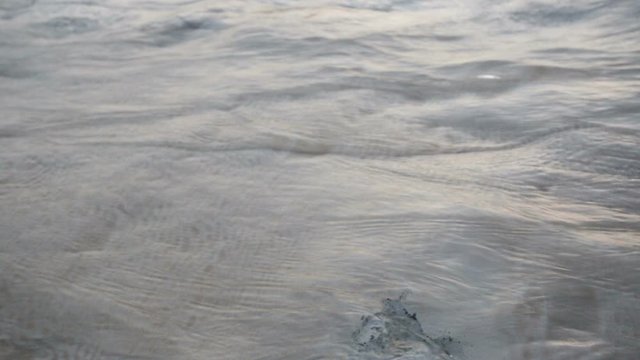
1,0,639,359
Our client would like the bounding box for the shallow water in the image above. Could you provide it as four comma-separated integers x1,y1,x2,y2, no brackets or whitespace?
1,0,639,359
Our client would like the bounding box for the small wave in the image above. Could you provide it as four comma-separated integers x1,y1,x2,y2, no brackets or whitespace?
0,154,70,191
224,76,514,110
509,1,609,27
0,0,36,11
341,0,427,12
0,338,110,360
435,60,592,83
228,31,392,60
138,15,226,47
51,121,601,160
30,16,100,39
0,61,32,79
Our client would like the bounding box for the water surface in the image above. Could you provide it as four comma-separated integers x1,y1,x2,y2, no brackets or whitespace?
1,0,639,359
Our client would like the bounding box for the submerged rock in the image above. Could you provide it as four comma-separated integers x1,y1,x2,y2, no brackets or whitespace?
353,292,456,359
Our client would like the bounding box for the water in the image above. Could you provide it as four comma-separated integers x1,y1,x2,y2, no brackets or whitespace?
1,0,639,359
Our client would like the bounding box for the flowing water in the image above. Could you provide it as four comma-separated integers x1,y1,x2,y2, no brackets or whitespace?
1,0,639,359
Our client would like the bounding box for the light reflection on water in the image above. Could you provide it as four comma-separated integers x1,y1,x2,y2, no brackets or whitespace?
1,0,639,359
